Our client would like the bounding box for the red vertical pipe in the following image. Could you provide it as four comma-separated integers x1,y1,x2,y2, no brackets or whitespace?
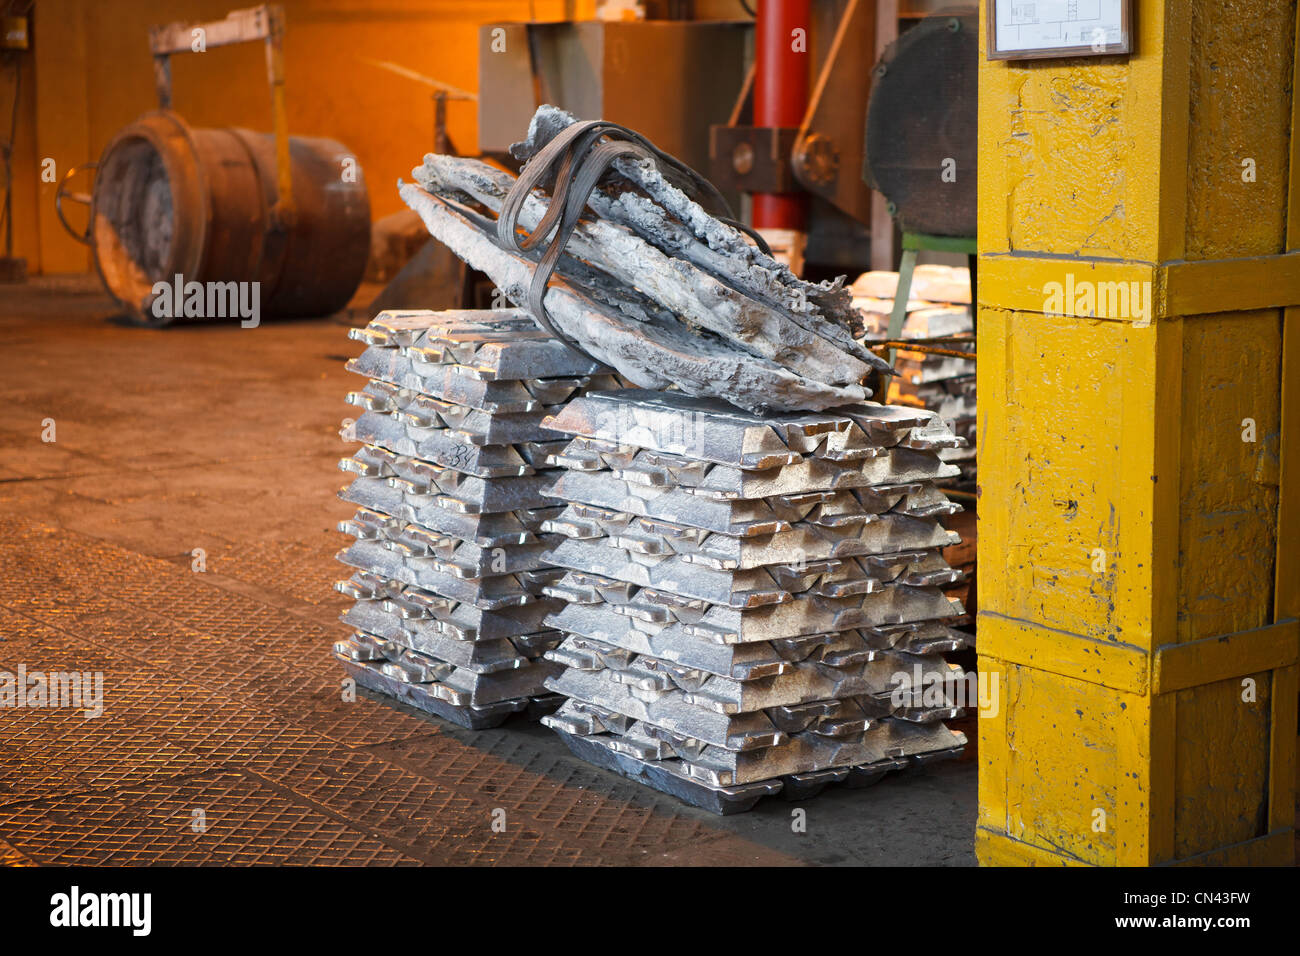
752,0,810,230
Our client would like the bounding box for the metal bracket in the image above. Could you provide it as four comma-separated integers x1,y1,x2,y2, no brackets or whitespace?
148,4,295,227
884,231,977,367
708,125,800,196
791,0,877,224
54,162,98,246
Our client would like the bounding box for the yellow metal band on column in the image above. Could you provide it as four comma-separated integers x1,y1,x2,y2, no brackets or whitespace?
975,255,1157,316
982,614,1299,696
1152,620,1300,694
1163,254,1300,315
978,613,1148,694
977,251,1300,318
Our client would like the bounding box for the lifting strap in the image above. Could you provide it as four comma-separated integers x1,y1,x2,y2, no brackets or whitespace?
494,119,770,349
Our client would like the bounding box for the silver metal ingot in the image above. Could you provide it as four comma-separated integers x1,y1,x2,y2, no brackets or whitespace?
347,409,566,479
545,636,961,716
542,502,959,569
339,476,560,547
350,308,609,379
545,602,912,679
545,536,960,607
349,346,623,414
338,538,561,610
335,636,559,705
344,600,561,674
541,389,964,469
338,505,555,578
555,439,960,497
545,568,964,642
543,700,965,785
544,468,956,535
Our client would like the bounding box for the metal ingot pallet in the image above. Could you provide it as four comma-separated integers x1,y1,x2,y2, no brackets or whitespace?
333,309,623,729
537,389,971,813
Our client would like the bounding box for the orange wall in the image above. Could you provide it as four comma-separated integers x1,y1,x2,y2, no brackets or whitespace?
11,0,608,274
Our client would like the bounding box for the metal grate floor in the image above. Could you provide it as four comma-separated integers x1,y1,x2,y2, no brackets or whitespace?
0,293,977,866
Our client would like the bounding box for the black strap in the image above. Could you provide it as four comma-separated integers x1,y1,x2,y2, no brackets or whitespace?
494,119,771,348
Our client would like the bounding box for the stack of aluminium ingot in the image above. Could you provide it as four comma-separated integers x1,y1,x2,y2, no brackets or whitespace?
537,389,972,813
333,309,626,729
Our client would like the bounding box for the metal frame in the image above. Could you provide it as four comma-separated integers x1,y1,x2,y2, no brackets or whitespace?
985,0,1132,61
54,161,98,245
148,4,295,225
884,231,977,366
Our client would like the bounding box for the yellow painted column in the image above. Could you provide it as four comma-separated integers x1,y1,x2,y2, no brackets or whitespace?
976,0,1299,866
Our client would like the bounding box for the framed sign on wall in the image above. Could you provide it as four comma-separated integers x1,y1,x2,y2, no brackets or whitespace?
986,0,1132,60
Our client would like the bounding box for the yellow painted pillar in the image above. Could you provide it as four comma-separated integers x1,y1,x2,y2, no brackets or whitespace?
976,0,1299,866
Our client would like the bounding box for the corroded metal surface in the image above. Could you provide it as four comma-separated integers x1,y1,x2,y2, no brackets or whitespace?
92,111,370,326
400,107,887,413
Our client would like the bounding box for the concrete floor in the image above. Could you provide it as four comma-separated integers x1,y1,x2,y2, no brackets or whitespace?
0,276,977,866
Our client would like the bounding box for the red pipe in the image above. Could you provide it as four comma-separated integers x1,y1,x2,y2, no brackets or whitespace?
752,0,810,231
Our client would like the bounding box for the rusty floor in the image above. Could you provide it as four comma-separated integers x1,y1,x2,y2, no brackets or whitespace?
0,276,977,866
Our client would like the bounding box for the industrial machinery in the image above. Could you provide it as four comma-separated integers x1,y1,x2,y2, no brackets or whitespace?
710,0,879,273
709,0,978,276
56,4,370,326
863,7,977,239
863,5,978,380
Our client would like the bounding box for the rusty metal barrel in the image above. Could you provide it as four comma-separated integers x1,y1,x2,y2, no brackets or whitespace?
89,110,370,326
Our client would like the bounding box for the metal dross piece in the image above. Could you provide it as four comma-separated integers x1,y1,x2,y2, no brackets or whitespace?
538,389,970,812
398,107,895,414
334,310,630,728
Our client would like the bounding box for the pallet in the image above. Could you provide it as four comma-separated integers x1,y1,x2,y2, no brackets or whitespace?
550,726,965,815
339,656,561,730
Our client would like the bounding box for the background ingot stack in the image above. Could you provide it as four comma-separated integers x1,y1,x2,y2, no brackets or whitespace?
537,389,972,813
333,308,626,729
849,266,976,493
850,266,977,618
